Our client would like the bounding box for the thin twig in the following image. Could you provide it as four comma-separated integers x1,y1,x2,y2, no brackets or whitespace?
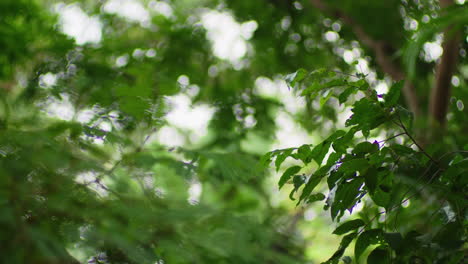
396,114,439,165
379,132,406,145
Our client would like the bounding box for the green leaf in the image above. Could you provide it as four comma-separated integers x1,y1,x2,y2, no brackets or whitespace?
295,144,313,164
367,246,391,264
333,219,365,235
331,177,364,221
338,86,357,104
345,99,387,136
369,147,390,165
259,151,274,167
396,105,414,132
352,142,379,155
338,158,369,175
312,130,346,165
279,165,301,188
274,148,294,171
390,145,415,155
289,175,307,200
332,128,357,153
299,173,325,203
327,170,344,190
384,81,402,107
320,91,334,106
363,166,378,193
341,256,352,264
383,232,403,253
321,232,358,264
285,68,308,88
306,193,326,204
368,170,393,207
355,229,385,261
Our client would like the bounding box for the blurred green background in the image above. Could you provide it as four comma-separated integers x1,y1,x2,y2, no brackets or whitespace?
0,0,466,263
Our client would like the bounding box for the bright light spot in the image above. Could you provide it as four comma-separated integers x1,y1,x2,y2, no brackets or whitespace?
201,11,257,62
281,16,292,30
402,199,410,208
255,77,277,98
98,121,112,132
254,77,305,114
304,208,317,221
324,31,339,42
375,82,389,95
177,75,190,86
103,0,150,25
56,4,102,45
115,55,129,67
423,42,443,62
274,111,311,149
455,0,465,4
148,0,174,18
44,94,75,121
132,48,145,59
208,65,219,77
343,50,355,64
155,126,185,147
378,213,386,222
293,1,303,10
165,94,215,142
39,73,57,88
75,171,108,197
290,33,301,43
188,181,202,205
422,15,430,23
451,76,460,87
405,18,418,31
185,84,200,98
331,22,341,32
352,48,361,58
146,49,157,57
244,115,257,128
355,58,370,75
240,21,258,39
77,108,95,123
456,100,464,111
353,201,364,212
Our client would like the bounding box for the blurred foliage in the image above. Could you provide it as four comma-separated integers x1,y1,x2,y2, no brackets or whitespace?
0,0,467,263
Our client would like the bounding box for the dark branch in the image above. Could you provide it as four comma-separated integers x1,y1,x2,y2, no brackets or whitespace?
429,0,461,125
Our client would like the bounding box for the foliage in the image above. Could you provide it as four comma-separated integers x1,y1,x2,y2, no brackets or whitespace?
1,0,467,263
267,67,467,262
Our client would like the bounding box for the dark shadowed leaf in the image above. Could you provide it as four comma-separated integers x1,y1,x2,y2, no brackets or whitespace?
279,165,302,188
355,229,385,261
333,219,365,235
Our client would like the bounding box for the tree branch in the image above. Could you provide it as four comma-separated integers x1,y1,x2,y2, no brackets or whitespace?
429,0,461,125
309,0,421,116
